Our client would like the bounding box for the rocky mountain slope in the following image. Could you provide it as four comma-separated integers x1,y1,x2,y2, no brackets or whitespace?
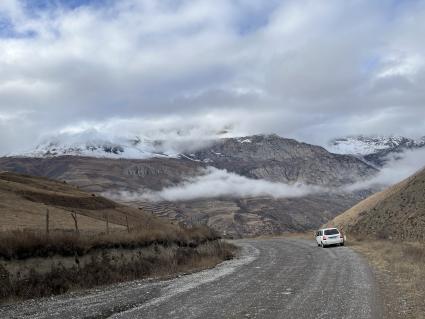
185,134,375,186
328,167,425,241
0,135,378,236
2,135,379,189
15,134,377,185
328,135,425,166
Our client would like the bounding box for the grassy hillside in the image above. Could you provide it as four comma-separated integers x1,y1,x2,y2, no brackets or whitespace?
0,171,163,232
329,167,425,241
0,171,235,302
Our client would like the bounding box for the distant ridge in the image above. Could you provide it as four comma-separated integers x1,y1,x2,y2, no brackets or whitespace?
328,135,425,166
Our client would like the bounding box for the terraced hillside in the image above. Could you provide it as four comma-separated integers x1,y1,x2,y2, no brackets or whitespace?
126,191,369,237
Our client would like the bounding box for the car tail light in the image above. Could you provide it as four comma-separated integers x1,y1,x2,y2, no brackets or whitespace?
323,236,327,240
340,234,343,238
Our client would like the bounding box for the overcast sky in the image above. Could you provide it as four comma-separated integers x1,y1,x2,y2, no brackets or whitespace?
0,0,424,154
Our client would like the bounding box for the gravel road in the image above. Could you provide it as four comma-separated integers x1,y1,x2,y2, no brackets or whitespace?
1,239,382,319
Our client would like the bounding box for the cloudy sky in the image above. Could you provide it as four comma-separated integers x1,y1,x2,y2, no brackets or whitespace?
0,0,424,154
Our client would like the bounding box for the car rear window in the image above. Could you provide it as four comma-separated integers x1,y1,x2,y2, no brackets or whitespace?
324,229,339,235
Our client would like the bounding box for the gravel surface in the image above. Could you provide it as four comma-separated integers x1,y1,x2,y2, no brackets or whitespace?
0,239,382,319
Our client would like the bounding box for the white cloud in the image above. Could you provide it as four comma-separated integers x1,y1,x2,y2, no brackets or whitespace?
344,148,425,191
107,166,324,202
104,148,425,202
0,0,424,153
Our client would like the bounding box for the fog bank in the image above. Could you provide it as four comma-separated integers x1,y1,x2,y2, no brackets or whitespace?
107,167,324,202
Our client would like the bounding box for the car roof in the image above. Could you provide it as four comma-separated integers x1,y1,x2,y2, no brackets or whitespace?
318,227,339,231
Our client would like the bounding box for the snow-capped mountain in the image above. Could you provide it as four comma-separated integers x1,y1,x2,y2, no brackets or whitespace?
327,135,425,166
11,133,254,160
328,136,425,155
13,133,425,164
21,138,177,159
12,132,220,159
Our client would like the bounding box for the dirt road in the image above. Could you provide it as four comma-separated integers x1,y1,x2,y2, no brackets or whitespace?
1,239,382,319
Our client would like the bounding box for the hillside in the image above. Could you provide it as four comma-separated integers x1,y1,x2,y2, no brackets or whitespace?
0,171,163,232
329,167,425,241
123,192,369,237
0,135,378,236
0,171,235,303
0,163,372,237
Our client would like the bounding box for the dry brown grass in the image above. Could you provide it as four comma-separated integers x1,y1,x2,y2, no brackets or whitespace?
328,167,425,242
350,240,425,319
0,171,167,233
0,240,236,302
0,172,237,303
0,224,234,303
0,225,219,260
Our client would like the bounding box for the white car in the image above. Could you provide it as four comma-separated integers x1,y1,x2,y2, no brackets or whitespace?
316,228,344,247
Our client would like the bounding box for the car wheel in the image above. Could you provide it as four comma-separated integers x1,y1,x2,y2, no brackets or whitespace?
340,242,345,246
321,242,326,248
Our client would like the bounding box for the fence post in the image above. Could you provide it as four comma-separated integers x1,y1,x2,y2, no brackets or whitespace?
126,215,130,233
105,213,110,235
71,211,79,235
46,208,50,237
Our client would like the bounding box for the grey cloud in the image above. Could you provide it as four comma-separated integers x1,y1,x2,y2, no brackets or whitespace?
0,0,424,153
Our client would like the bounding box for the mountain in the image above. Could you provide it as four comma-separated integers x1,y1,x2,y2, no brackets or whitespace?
328,135,425,166
328,167,425,241
184,134,375,186
0,134,378,236
0,171,166,233
17,136,179,159
14,134,377,186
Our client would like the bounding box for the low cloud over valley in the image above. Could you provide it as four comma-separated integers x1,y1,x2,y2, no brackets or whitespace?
106,167,325,202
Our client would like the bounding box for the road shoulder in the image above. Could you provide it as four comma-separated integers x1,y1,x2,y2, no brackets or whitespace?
350,240,425,319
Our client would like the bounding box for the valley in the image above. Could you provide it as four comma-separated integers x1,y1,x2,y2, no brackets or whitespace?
1,134,423,318
0,134,379,237
1,2,424,317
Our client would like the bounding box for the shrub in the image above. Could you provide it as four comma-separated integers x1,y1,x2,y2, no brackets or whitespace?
1,240,236,302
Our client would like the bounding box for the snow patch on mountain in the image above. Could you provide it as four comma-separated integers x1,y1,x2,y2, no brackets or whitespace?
327,135,425,155
17,137,175,159
7,116,246,158
10,128,225,159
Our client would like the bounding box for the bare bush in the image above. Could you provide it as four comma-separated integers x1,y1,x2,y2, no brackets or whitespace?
0,225,220,260
0,240,236,302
